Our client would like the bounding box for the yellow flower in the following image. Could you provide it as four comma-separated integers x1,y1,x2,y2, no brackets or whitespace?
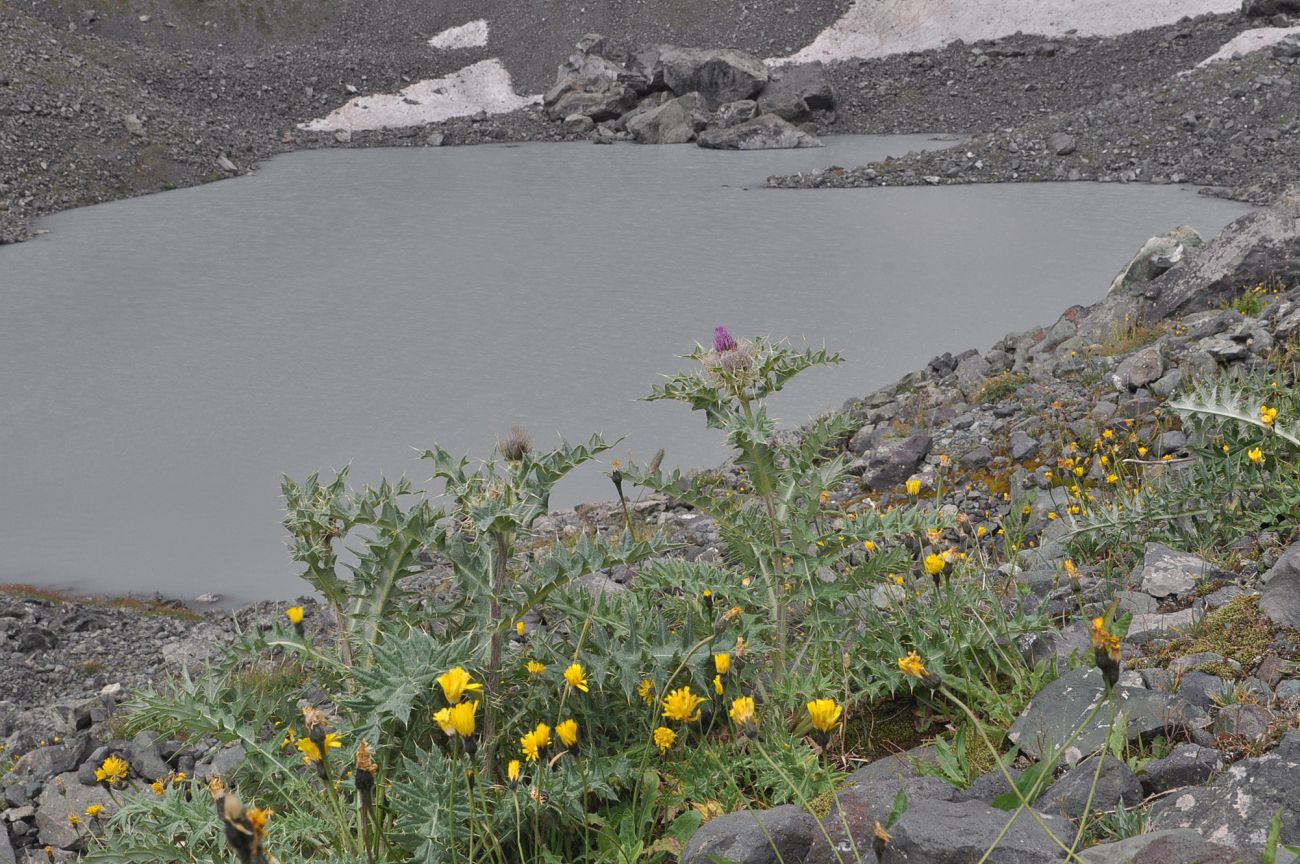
85,805,103,818
976,525,986,537
297,733,342,765
1106,474,1118,484
67,814,81,827
437,667,482,704
1074,466,1085,477
863,540,877,553
1138,446,1148,457
806,699,843,733
1261,405,1278,427
1047,512,1058,520
286,606,304,625
516,621,526,636
1102,429,1114,440
246,807,271,833
923,554,945,576
662,686,705,724
564,663,589,693
714,653,732,675
556,719,578,749
150,779,165,796
729,696,756,729
1248,447,1264,465
892,574,905,586
448,701,477,737
526,660,546,677
653,726,677,754
94,755,129,786
713,674,724,695
520,723,552,762
507,759,521,784
433,707,455,736
897,652,928,679
905,479,922,495
637,679,656,705
280,727,297,749
926,527,942,543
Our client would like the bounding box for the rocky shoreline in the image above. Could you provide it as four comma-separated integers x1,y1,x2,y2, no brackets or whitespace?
5,183,1300,860
3,5,1300,243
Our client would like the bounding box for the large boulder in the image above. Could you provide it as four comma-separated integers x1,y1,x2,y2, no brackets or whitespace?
1080,828,1271,863
1133,542,1226,599
681,804,814,864
861,434,932,491
625,97,698,144
756,62,835,122
1008,668,1206,760
806,776,956,864
657,47,769,110
34,772,118,851
1152,730,1300,850
880,798,1071,864
1107,226,1204,295
545,78,640,121
697,114,821,150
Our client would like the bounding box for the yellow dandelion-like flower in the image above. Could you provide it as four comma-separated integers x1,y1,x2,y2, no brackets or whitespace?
806,699,843,733
285,606,304,625
976,525,987,537
637,679,656,705
67,814,81,827
556,719,578,749
713,674,724,695
516,621,526,636
653,726,677,754
729,696,756,728
564,663,589,693
905,479,922,496
1248,447,1264,465
433,707,456,736
507,759,522,784
1138,446,1148,457
714,653,731,675
1105,474,1118,484
150,779,166,796
85,805,103,818
662,686,705,724
898,652,928,679
297,733,342,765
436,667,482,704
923,553,945,576
520,723,552,762
1261,405,1278,426
526,660,546,677
448,701,477,737
94,755,129,786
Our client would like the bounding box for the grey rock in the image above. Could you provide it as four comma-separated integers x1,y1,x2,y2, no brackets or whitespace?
197,742,245,782
1140,744,1225,795
1278,679,1300,700
1041,755,1142,820
547,80,639,121
1155,430,1188,456
961,444,993,469
563,114,595,134
1009,430,1040,461
1261,541,1300,629
953,767,1021,804
658,46,768,110
715,99,758,127
1008,668,1206,760
807,777,955,864
1111,345,1165,391
34,772,117,850
955,352,993,400
1212,704,1274,741
215,155,236,172
1126,609,1199,644
1134,542,1224,599
625,98,695,144
0,830,15,864
1176,671,1230,711
1168,652,1238,675
426,132,445,147
696,114,821,150
7,739,86,785
863,434,932,491
1242,0,1300,16
1115,591,1158,615
128,731,169,781
121,113,145,137
1078,828,1256,863
881,798,1071,864
1107,225,1205,296
681,804,813,864
844,745,936,784
1152,729,1300,849
1049,132,1076,156
761,61,834,113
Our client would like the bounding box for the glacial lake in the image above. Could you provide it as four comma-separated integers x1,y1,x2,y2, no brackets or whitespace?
0,136,1253,605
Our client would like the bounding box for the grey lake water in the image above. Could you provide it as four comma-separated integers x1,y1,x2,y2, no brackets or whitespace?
0,135,1253,605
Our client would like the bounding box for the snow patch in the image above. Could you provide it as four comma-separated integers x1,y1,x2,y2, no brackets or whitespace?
300,59,538,133
429,20,490,50
1198,26,1300,66
770,0,1240,65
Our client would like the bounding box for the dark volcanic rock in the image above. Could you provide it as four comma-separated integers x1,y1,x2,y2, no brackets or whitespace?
657,46,769,110
681,804,813,864
1041,755,1142,821
881,798,1072,864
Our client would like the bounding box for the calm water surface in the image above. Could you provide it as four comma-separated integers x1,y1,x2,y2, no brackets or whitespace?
0,136,1252,604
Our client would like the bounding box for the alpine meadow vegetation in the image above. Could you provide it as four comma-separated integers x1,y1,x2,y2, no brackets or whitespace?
78,328,1300,864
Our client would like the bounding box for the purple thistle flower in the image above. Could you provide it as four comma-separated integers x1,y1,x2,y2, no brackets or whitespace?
713,326,737,353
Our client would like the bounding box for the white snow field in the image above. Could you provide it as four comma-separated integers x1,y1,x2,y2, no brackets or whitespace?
1197,25,1300,65
773,0,1241,64
300,59,538,132
428,20,490,50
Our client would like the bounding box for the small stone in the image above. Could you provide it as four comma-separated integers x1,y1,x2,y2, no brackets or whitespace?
1041,755,1142,820
1140,744,1224,796
334,129,352,144
1048,132,1076,156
